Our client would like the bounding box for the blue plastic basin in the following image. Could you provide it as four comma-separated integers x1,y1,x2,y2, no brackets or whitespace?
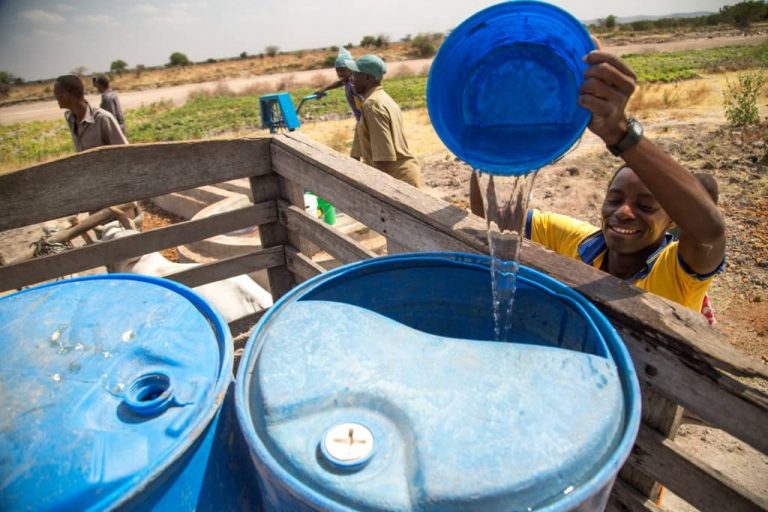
0,274,258,511
427,1,595,175
236,253,640,511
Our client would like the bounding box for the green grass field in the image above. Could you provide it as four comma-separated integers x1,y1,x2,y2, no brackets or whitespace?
2,43,766,172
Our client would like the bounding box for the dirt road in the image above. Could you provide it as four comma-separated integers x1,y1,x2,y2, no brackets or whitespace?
1,34,765,126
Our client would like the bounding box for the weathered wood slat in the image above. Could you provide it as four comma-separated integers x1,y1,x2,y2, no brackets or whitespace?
622,329,768,454
271,133,768,452
249,173,295,299
0,202,276,292
163,246,284,288
279,202,376,263
285,246,325,282
229,310,266,342
0,138,272,232
271,139,476,254
627,424,768,511
607,479,663,512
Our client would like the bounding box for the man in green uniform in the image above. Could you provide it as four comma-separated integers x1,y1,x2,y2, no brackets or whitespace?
346,54,422,188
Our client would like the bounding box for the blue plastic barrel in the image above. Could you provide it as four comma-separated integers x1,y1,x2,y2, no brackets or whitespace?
236,253,640,511
427,1,596,175
0,274,258,511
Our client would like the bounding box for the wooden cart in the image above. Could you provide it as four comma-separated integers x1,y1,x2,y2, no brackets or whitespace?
1,133,766,511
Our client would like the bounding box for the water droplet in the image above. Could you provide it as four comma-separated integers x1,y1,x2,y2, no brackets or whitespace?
74,343,84,351
58,345,71,355
103,351,111,359
51,373,61,382
121,330,134,342
564,485,574,495
51,331,60,342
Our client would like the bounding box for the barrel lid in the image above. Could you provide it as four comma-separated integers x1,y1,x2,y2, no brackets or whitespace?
246,300,626,511
0,275,231,511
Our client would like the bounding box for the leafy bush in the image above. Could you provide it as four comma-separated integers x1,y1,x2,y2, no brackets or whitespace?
240,51,248,59
324,55,337,68
0,70,22,97
723,69,766,126
411,33,436,57
168,52,190,66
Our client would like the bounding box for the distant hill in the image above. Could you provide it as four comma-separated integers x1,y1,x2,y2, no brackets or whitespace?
582,12,714,25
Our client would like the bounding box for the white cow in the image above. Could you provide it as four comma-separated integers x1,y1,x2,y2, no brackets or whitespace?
102,225,272,322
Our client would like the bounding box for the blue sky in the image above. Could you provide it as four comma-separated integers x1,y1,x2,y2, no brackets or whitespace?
0,0,738,81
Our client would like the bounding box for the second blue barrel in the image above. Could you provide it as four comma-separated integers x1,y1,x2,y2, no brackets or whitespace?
236,253,640,511
0,274,257,511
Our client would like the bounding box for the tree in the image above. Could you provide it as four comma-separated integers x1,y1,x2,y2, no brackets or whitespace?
168,52,190,67
0,70,23,98
720,1,768,33
605,14,617,30
360,35,377,47
110,59,128,75
265,45,279,57
240,51,248,59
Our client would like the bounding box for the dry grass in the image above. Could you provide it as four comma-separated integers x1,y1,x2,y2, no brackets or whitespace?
299,108,447,159
629,80,714,111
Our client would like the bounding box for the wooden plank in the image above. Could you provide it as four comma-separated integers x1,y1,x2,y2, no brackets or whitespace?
228,310,266,342
271,133,768,450
280,177,320,257
285,246,325,283
271,137,475,255
386,238,411,254
279,202,376,263
607,479,663,512
0,138,272,232
250,173,295,299
163,246,284,288
626,424,768,511
622,330,768,454
0,202,276,292
619,388,684,500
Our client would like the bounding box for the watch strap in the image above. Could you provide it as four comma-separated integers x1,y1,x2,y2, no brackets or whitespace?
607,117,643,156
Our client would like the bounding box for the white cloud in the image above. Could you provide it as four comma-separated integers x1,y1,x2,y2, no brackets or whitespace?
19,9,66,24
134,4,160,14
32,28,62,38
83,15,113,24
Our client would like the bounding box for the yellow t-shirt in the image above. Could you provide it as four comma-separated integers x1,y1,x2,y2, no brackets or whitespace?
526,210,721,312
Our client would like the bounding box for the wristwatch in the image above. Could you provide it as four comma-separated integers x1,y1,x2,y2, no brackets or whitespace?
607,117,643,156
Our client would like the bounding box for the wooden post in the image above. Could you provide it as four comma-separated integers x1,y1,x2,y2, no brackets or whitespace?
249,173,295,299
279,177,321,258
619,389,683,502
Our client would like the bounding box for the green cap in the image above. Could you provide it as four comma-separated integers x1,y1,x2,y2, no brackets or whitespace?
344,54,387,81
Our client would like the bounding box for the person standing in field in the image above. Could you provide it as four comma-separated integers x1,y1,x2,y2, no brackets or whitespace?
93,75,126,135
347,54,422,188
314,47,364,122
54,75,127,152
